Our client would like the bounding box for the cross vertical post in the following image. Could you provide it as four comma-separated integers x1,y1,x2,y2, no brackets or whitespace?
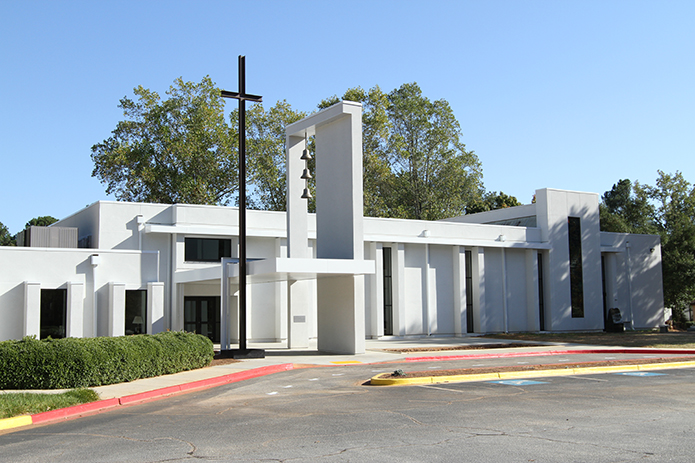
220,55,264,359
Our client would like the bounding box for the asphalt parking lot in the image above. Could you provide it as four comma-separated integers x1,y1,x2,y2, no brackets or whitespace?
2,358,695,462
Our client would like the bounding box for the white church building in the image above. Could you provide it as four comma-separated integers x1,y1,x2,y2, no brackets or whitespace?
0,102,664,354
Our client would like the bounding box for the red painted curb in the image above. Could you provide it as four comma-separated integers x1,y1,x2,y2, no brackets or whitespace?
118,385,183,405
405,348,695,363
118,363,295,405
26,364,296,426
32,398,120,424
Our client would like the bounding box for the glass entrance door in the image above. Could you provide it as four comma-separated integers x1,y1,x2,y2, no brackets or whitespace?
184,297,221,343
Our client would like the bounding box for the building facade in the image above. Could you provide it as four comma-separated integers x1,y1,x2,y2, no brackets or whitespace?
0,102,664,352
0,188,664,346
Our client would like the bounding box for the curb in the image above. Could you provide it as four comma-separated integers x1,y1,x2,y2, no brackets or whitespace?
403,348,695,363
0,363,294,431
371,360,695,386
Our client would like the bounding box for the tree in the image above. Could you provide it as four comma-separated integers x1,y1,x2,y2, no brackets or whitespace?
599,179,656,234
91,76,237,205
245,101,306,211
641,171,695,313
600,173,695,315
387,83,482,220
319,86,393,217
466,191,522,214
320,83,482,220
25,216,59,228
0,222,15,246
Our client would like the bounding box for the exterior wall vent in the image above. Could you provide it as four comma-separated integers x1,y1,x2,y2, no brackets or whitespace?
17,226,78,248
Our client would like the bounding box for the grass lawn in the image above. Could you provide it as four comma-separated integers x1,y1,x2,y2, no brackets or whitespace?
484,330,695,349
0,389,99,419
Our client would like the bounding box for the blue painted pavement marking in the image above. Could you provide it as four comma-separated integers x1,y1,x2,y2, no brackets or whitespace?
489,380,549,386
615,372,666,377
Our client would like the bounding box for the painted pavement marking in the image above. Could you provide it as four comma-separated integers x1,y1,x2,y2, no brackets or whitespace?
615,372,666,377
331,360,362,364
489,380,549,386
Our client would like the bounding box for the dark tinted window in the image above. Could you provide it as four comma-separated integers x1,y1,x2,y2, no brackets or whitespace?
185,238,232,262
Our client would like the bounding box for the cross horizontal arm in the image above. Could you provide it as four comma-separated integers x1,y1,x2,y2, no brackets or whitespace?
221,90,263,102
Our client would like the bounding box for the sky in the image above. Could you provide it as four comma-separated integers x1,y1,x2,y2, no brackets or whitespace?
1,0,694,233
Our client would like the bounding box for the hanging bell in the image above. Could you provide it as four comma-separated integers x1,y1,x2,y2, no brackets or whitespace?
301,168,312,180
301,188,313,199
300,149,312,161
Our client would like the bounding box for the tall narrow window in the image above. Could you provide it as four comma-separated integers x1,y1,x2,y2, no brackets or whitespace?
538,253,545,331
601,255,608,327
40,288,67,339
568,217,584,318
382,247,393,336
465,250,474,333
125,290,147,335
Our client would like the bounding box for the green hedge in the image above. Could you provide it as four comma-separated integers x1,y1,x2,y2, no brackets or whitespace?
0,332,214,390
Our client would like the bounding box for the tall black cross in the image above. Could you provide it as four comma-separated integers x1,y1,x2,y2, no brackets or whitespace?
220,55,264,359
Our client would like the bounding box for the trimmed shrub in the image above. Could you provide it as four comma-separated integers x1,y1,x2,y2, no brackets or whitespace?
0,332,213,389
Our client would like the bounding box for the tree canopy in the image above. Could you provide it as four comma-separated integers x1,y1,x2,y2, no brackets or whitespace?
466,191,522,214
91,77,237,205
245,101,306,211
600,172,695,314
93,78,507,220
25,216,59,228
320,83,483,220
0,222,15,246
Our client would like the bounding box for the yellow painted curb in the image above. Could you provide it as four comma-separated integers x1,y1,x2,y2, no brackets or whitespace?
0,415,33,431
370,361,695,386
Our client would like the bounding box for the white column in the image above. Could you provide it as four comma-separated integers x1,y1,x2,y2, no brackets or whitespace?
453,247,466,335
148,282,165,334
392,243,406,336
23,281,41,338
108,282,126,337
501,248,508,333
66,282,84,338
470,247,485,333
525,250,540,332
286,134,309,259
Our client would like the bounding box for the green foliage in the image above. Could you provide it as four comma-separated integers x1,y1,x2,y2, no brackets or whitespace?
0,221,15,246
600,172,695,312
466,191,522,214
0,332,213,389
25,216,59,228
0,389,99,419
246,101,307,211
319,86,393,217
91,76,237,205
599,179,656,234
321,83,482,220
642,171,695,311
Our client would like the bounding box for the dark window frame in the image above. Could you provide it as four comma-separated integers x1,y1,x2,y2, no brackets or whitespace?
568,217,584,318
40,288,67,339
184,237,232,263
